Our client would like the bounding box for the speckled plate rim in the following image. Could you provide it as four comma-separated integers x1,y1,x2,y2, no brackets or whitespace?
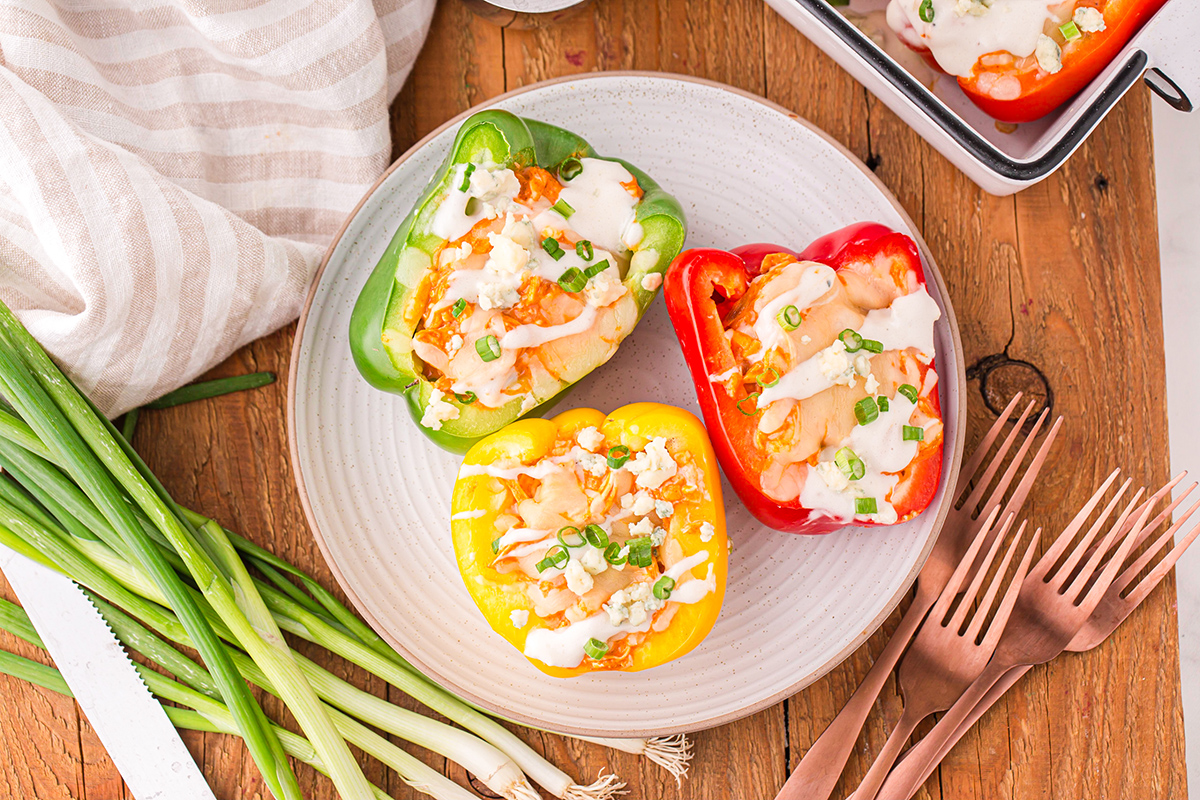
287,71,966,737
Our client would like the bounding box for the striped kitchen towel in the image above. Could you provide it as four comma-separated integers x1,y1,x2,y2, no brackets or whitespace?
0,0,435,415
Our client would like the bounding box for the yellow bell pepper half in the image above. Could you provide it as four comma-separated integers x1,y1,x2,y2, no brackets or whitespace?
451,402,727,678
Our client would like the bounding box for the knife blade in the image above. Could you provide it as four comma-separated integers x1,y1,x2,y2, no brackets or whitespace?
0,544,217,800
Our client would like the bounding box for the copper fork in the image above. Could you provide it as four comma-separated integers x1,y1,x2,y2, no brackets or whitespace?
775,393,1062,800
873,470,1153,799
877,475,1200,799
847,509,1039,800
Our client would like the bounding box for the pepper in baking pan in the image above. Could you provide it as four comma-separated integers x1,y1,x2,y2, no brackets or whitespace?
663,222,944,535
450,403,727,677
886,0,1169,122
349,110,687,453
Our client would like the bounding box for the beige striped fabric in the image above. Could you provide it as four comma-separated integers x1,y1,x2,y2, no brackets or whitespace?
0,0,434,415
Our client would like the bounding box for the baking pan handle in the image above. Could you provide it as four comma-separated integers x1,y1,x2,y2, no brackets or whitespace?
1135,1,1198,112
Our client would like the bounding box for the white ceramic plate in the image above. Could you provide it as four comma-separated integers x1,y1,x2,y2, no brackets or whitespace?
289,73,965,737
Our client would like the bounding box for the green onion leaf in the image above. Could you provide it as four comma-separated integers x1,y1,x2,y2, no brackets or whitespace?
776,305,803,331
464,197,480,216
583,524,609,549
839,329,864,353
835,447,866,481
627,537,654,569
862,339,884,354
557,267,587,293
558,157,583,181
918,0,934,22
575,240,594,260
475,335,501,363
451,298,467,317
583,637,609,660
877,396,890,412
557,526,586,548
584,259,610,279
898,383,919,404
455,391,476,405
144,373,275,410
458,163,476,192
551,199,575,218
856,497,878,515
737,392,761,416
536,544,569,573
606,445,630,469
757,367,780,388
903,425,925,442
1059,19,1081,40
541,237,564,261
490,537,501,554
652,576,675,600
854,397,879,425
604,542,627,566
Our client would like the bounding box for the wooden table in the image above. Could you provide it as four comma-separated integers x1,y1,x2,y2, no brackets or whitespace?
0,1,1188,798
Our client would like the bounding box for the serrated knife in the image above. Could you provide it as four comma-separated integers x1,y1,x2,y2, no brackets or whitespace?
0,544,217,800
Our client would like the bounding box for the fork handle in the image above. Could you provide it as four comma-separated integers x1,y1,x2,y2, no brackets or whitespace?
848,706,925,800
872,658,1014,798
772,588,934,800
877,664,1031,799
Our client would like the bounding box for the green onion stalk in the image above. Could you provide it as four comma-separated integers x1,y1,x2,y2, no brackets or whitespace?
0,300,690,798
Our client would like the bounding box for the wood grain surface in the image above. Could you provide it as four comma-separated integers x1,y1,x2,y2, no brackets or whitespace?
0,1,1188,798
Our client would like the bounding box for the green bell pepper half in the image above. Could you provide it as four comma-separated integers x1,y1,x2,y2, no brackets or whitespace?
348,109,687,453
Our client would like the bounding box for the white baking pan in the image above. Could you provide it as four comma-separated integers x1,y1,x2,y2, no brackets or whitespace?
765,0,1199,195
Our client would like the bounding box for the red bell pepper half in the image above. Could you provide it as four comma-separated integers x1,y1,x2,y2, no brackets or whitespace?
664,223,944,535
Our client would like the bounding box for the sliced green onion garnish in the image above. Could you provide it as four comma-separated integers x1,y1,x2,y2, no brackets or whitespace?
652,576,676,600
490,538,501,554
903,425,925,442
583,638,609,660
455,391,476,405
1059,19,1081,40
757,367,780,388
557,526,586,548
541,237,564,260
839,329,864,352
606,445,630,469
464,197,480,216
583,524,609,549
575,240,594,260
737,392,761,416
856,497,878,515
835,447,866,481
458,163,476,192
776,305,802,331
918,0,934,22
855,397,879,425
557,267,587,293
559,157,583,181
551,199,575,218
877,396,889,412
862,339,884,354
584,259,610,279
603,542,627,566
536,545,569,573
897,383,919,404
451,298,467,317
475,335,501,363
627,537,654,569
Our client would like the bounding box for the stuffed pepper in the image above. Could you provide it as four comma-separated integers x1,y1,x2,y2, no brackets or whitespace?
664,223,944,535
885,0,1167,122
451,403,727,677
350,110,687,453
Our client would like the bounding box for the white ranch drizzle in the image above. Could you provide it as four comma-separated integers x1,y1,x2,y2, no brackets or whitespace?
752,262,838,356
555,158,641,254
886,0,1060,78
757,286,941,406
798,395,921,523
500,304,598,349
458,460,563,481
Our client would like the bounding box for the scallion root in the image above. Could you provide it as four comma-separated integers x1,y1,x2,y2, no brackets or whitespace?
642,735,693,785
562,770,627,800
